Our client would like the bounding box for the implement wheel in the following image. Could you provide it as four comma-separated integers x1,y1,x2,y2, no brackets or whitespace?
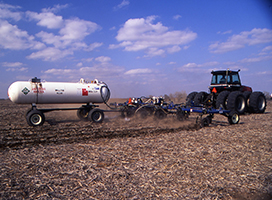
176,109,188,121
155,109,167,119
228,110,240,124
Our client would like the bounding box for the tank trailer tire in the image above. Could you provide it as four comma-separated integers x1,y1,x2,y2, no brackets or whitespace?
228,110,240,124
186,92,198,106
26,110,45,126
88,109,104,123
216,91,230,109
227,91,246,114
249,91,267,113
77,107,90,121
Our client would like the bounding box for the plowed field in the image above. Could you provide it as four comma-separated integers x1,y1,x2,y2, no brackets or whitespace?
0,99,271,199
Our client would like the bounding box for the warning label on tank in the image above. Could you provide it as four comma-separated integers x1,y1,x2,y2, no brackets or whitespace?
22,87,30,95
32,87,45,94
82,88,88,96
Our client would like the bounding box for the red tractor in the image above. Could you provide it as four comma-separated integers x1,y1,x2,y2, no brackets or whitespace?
186,69,267,114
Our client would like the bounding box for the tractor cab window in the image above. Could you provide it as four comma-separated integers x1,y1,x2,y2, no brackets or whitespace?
211,74,227,84
231,74,240,84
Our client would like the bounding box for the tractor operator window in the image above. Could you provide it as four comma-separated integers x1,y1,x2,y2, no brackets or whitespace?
231,74,240,84
211,75,217,84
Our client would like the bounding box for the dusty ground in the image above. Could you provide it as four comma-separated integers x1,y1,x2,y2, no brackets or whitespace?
0,99,271,199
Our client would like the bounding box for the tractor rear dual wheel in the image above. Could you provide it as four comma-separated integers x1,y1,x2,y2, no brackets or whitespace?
248,91,266,113
186,92,198,106
193,92,208,105
226,91,246,114
216,91,230,109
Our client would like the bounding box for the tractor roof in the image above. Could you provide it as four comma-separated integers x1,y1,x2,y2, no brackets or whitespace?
211,69,240,75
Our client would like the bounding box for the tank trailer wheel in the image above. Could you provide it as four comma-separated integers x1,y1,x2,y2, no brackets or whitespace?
228,110,240,124
77,107,90,121
88,109,104,123
26,110,45,126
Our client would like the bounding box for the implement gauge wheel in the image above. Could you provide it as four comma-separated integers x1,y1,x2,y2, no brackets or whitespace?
155,109,167,119
88,108,104,123
26,110,45,126
228,110,240,125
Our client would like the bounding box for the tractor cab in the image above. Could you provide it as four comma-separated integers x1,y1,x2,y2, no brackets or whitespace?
209,70,244,94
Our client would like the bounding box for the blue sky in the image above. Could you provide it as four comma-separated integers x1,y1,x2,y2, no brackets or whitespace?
1,0,272,99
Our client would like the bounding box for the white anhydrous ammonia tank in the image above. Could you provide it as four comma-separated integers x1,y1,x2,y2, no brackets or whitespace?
8,78,110,104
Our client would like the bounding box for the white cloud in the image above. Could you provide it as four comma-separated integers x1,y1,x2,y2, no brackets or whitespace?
26,9,101,60
26,11,64,29
173,15,182,20
178,61,219,72
217,30,232,35
79,65,124,78
60,18,99,40
76,62,83,67
43,56,125,79
0,19,44,50
42,4,69,13
2,62,23,67
210,28,272,53
27,47,73,61
145,48,165,57
44,68,74,74
2,61,27,72
124,68,153,75
86,42,103,51
36,31,62,47
110,16,197,56
6,67,27,72
114,0,130,10
0,3,22,21
262,45,272,52
239,55,272,63
82,58,94,62
95,56,111,63
167,45,181,53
